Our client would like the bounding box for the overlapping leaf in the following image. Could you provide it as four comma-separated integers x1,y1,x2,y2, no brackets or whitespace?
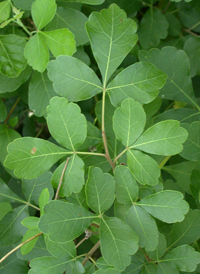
127,149,160,186
100,217,138,271
4,137,68,179
146,233,166,260
139,47,199,109
0,178,25,204
86,167,115,214
107,62,167,107
126,205,158,251
184,37,200,77
46,237,76,260
0,34,26,77
38,200,94,242
51,154,85,197
47,56,102,101
47,96,87,151
114,165,138,204
86,3,137,85
113,98,146,147
138,190,189,223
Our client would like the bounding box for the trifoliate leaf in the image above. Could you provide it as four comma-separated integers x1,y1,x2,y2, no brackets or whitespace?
113,98,146,147
86,167,115,214
47,96,87,151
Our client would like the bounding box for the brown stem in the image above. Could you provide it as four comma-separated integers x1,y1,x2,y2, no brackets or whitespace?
0,232,43,263
82,240,101,266
4,97,21,125
183,28,199,37
55,157,70,200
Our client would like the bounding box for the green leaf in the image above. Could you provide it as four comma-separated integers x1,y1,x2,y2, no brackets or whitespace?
167,209,200,249
39,188,50,215
0,202,12,220
127,149,160,186
132,120,188,155
21,228,40,255
138,190,189,223
122,249,146,274
114,201,131,222
86,167,115,214
21,217,39,229
24,33,49,73
157,262,179,274
22,172,53,205
114,165,138,204
0,1,10,23
139,47,199,109
100,217,138,271
113,98,146,147
47,56,102,101
46,237,76,260
12,0,34,10
29,256,68,274
190,170,200,206
86,3,137,85
0,34,26,77
138,8,169,49
163,245,200,272
0,205,28,246
141,264,157,274
0,99,6,122
180,121,200,161
28,71,57,117
45,7,89,46
0,178,25,203
143,98,162,120
107,62,167,107
51,154,85,197
4,137,68,179
146,232,166,260
165,13,182,37
47,96,87,151
31,0,57,30
0,124,21,163
61,0,104,4
42,29,76,57
38,200,94,241
126,204,158,251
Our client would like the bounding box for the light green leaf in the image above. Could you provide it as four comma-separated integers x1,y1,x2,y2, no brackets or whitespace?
127,149,160,186
45,7,89,46
132,120,188,155
46,237,76,260
114,165,138,204
4,137,68,179
138,8,169,49
0,205,28,246
28,71,57,117
146,233,166,261
47,56,102,101
180,121,200,161
29,256,68,274
107,62,167,107
163,245,200,272
86,3,137,85
138,190,189,223
113,98,146,147
24,33,49,73
0,202,12,220
0,34,26,77
126,204,158,251
51,154,85,197
39,188,50,215
42,29,76,57
31,0,57,30
0,124,21,163
47,96,87,151
0,178,25,204
184,36,200,77
38,200,94,241
21,217,39,229
100,217,138,271
139,47,199,109
86,167,115,214
0,1,10,23
21,228,40,255
22,172,53,205
167,209,200,249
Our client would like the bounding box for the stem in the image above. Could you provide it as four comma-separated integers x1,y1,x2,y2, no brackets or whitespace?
101,90,115,170
76,237,87,249
35,125,44,138
15,19,32,36
114,148,128,164
76,151,106,157
183,28,199,37
55,157,70,200
82,240,101,266
189,21,200,31
4,97,21,125
163,1,171,13
159,156,171,169
26,202,40,211
0,232,43,263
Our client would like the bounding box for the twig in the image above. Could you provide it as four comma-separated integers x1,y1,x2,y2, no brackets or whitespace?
183,28,199,37
4,97,21,125
55,157,70,200
82,240,101,266
163,1,171,13
0,232,43,264
114,148,128,164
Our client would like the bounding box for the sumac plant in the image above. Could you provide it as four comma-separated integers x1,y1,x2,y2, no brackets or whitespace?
1,0,200,273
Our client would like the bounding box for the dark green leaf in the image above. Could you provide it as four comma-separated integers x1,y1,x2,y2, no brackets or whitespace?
0,178,25,203
146,233,166,260
184,37,200,77
122,249,146,274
